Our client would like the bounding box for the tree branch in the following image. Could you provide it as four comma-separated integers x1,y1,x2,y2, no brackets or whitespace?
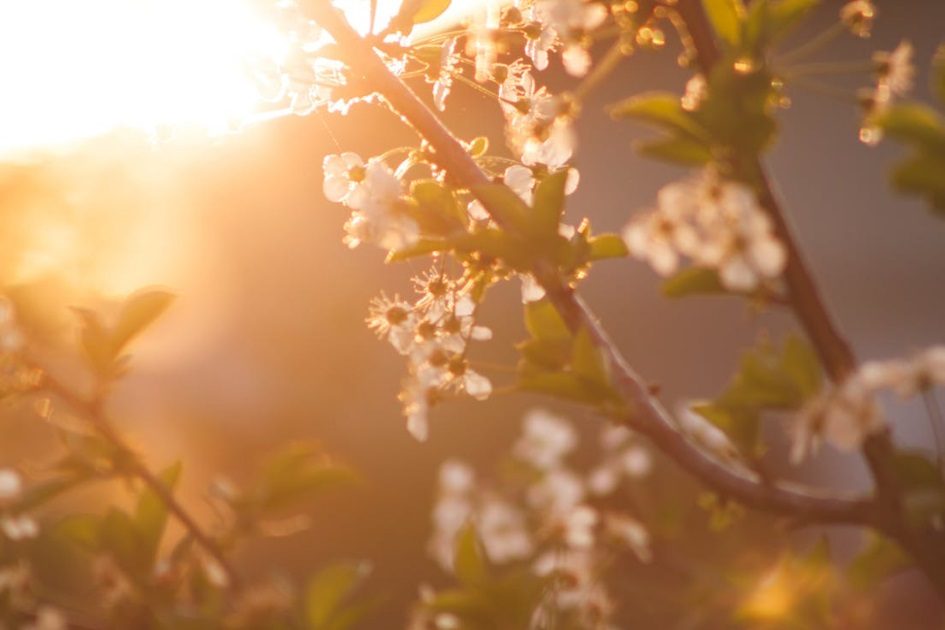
304,0,877,527
672,0,945,596
34,367,242,591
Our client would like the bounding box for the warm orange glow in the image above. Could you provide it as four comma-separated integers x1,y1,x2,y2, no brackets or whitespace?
0,1,481,158
0,1,296,156
740,566,796,620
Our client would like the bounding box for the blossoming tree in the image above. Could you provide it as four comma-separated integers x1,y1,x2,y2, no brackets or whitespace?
1,0,944,627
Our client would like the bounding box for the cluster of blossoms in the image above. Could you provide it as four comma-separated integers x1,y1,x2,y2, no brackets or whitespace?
422,410,652,628
497,62,576,169
425,0,628,171
247,2,376,118
859,39,915,145
623,170,787,292
367,269,493,441
792,346,945,463
322,152,419,251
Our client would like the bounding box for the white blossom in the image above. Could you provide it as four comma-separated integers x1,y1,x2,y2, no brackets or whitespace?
1,514,39,540
22,606,67,630
841,0,875,38
432,37,460,111
514,409,577,470
605,513,651,562
790,375,884,463
0,469,22,503
367,293,416,355
562,504,598,549
478,497,533,562
625,172,786,291
439,460,475,496
874,40,915,98
528,468,585,514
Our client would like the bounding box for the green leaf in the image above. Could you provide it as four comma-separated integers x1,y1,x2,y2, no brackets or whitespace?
637,136,713,166
386,238,451,262
662,267,725,298
873,103,945,152
306,561,372,629
694,61,778,154
410,180,465,234
702,0,745,46
73,308,114,376
697,335,822,455
523,300,570,342
848,534,909,591
254,443,357,515
745,0,819,50
454,524,487,586
531,170,568,240
768,0,818,40
587,234,629,260
468,136,489,157
112,290,175,355
516,338,570,371
135,462,182,568
468,183,530,230
100,508,147,576
781,334,822,399
571,327,609,390
610,92,708,141
890,152,945,214
691,402,759,456
55,514,102,549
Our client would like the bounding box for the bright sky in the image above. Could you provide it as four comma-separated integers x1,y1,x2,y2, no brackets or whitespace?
0,0,477,157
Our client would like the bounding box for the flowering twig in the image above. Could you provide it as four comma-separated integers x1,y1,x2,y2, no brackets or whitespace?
33,366,242,591
304,0,878,527
673,0,945,595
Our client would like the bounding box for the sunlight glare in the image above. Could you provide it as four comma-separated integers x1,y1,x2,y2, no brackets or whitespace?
0,1,391,156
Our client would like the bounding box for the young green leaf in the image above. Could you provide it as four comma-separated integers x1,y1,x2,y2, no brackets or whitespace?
847,534,910,591
468,182,530,230
702,0,746,46
306,561,373,629
662,267,725,298
454,524,488,586
571,327,610,391
523,300,570,342
112,289,175,355
609,92,709,141
587,234,629,261
637,136,713,166
530,169,569,241
873,103,945,152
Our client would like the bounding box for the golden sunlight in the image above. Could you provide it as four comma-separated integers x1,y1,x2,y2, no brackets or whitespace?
0,0,404,157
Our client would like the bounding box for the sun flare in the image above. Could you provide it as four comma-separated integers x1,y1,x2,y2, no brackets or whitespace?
0,0,417,157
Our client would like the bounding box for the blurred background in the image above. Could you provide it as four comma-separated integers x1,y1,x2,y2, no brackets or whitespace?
0,0,943,626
